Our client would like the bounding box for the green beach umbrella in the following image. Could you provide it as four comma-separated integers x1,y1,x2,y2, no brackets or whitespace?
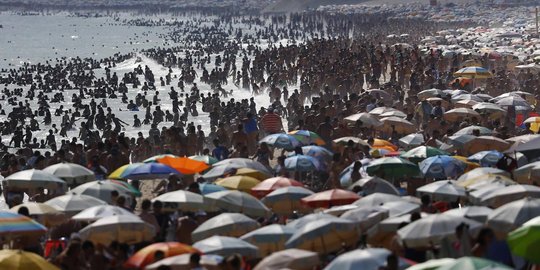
366,157,421,178
507,216,540,263
437,257,512,270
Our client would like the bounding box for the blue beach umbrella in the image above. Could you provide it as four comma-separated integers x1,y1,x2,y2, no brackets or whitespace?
284,155,322,172
199,183,227,195
121,163,182,180
420,155,466,179
467,151,504,167
260,134,302,150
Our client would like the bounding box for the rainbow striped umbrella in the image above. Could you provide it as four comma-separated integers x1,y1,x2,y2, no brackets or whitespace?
454,66,492,79
109,163,181,180
288,130,325,146
0,211,47,236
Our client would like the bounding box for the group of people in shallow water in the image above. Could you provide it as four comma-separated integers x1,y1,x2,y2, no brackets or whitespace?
0,7,540,270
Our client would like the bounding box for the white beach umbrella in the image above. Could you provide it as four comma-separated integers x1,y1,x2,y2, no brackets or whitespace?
486,197,540,233
43,163,95,185
152,190,205,212
45,194,107,215
72,205,136,221
79,215,155,245
3,169,65,189
192,213,259,242
193,236,259,258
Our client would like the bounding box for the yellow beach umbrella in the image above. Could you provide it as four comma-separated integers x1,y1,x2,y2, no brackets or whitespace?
215,176,261,192
0,249,59,270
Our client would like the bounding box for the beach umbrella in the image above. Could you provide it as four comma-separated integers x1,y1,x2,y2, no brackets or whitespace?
451,94,483,103
193,236,259,258
261,186,314,215
380,110,407,118
45,194,107,215
285,218,359,254
0,211,47,236
399,133,425,149
301,189,360,209
253,248,319,270
107,179,141,197
203,158,271,179
146,254,222,270
152,190,205,211
454,125,493,136
69,180,133,203
437,257,512,270
143,154,178,163
371,139,398,151
369,148,397,158
443,206,493,223
3,169,65,189
443,108,480,121
456,167,511,187
369,106,397,116
124,242,200,269
288,130,325,145
513,161,540,185
240,224,296,256
324,248,409,270
451,155,480,172
467,150,503,167
118,163,182,180
406,258,455,270
198,183,227,195
366,89,392,100
251,177,304,198
10,202,60,216
323,204,359,216
192,213,259,242
347,176,400,196
366,157,421,178
343,112,382,127
341,207,389,231
204,190,270,218
233,168,271,181
472,102,506,116
447,134,477,148
298,145,333,161
398,214,482,248
401,146,449,162
468,182,514,204
259,133,302,150
478,185,540,208
332,137,370,148
368,213,431,247
72,205,136,221
286,213,340,229
284,155,322,172
79,215,155,245
454,66,492,78
418,88,446,100
156,156,209,175
419,155,465,179
108,163,142,179
507,216,540,263
0,249,59,270
378,116,416,134
339,159,371,187
464,136,510,154
486,197,540,233
43,163,95,185
365,200,420,217
455,98,478,108
417,180,466,201
189,155,219,165
352,193,404,208
215,175,260,192
495,96,530,108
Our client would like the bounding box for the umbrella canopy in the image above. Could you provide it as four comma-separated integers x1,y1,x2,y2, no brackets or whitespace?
259,133,302,150
401,146,449,162
443,108,480,121
108,163,143,179
477,185,540,208
233,168,271,181
399,133,425,149
406,258,456,270
253,248,319,270
284,155,322,172
378,116,416,134
298,145,333,161
10,202,60,216
443,206,493,223
107,179,141,197
324,248,409,270
301,189,360,209
360,200,420,217
261,186,314,215
447,134,477,148
454,125,493,136
204,190,270,218
456,167,511,187
198,183,227,195
380,110,407,118
193,236,259,258
0,211,47,236
152,190,205,212
348,176,400,196
486,197,540,233
124,242,200,269
339,159,370,187
418,88,446,100
323,204,359,216
371,139,398,151
343,112,382,127
467,151,504,167
437,257,512,270
353,193,404,208
43,163,95,186
341,207,389,231
366,157,420,178
333,137,370,148
203,158,271,179
286,213,340,229
45,194,107,215
143,154,178,163
507,216,540,263
454,66,492,78
215,176,260,192
69,180,133,204
146,254,222,270
472,102,506,116
156,156,209,175
72,205,136,221
398,214,482,248
495,96,530,108
419,156,465,179
79,215,155,245
192,213,259,242
3,169,65,189
251,177,304,198
464,136,510,154
285,218,359,254
117,163,182,180
513,161,540,185
189,155,219,165
0,249,59,270
288,130,325,145
240,224,296,256
416,180,466,201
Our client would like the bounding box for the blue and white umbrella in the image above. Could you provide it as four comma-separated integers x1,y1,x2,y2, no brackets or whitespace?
339,159,371,188
420,155,466,179
299,145,333,161
467,151,504,167
284,155,322,172
260,134,302,150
